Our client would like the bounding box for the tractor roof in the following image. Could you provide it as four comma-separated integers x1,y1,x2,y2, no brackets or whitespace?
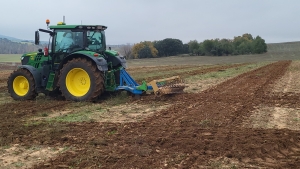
49,24,107,30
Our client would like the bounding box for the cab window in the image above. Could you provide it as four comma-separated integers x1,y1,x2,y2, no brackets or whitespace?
87,30,102,51
54,30,83,52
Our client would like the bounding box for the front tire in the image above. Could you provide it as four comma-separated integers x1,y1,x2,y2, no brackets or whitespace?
59,58,105,101
7,69,37,100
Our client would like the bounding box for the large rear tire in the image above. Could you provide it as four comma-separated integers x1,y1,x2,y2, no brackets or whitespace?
59,58,105,101
7,69,37,100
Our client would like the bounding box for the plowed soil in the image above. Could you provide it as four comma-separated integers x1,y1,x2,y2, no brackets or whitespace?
0,60,300,168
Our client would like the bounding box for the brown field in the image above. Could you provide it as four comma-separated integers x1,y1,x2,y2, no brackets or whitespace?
0,51,300,168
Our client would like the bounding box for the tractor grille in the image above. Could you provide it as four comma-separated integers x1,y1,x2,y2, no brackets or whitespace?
33,54,42,68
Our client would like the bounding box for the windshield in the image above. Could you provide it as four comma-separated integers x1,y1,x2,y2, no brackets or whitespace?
87,30,105,51
54,30,84,52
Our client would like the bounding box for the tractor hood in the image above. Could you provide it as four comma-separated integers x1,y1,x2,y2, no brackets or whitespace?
23,52,38,57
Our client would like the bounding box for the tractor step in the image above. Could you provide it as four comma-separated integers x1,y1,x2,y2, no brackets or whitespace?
46,72,56,91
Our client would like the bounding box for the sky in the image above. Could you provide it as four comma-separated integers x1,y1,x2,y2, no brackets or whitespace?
0,0,299,44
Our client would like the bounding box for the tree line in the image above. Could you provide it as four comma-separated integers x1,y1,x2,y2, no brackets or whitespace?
0,38,41,54
188,33,267,56
120,33,267,59
1,33,267,58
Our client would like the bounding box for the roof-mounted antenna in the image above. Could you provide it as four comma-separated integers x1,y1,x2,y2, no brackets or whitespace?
63,16,65,24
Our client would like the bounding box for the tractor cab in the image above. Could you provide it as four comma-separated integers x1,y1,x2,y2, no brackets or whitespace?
49,23,107,54
35,21,108,66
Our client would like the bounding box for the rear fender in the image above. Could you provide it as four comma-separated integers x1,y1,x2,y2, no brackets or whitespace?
105,50,127,68
94,57,108,71
60,53,108,71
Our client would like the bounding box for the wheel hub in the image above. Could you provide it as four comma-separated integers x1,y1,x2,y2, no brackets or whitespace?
19,81,28,89
80,77,86,85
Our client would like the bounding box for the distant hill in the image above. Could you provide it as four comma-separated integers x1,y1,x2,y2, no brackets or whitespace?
0,34,48,44
267,41,300,53
0,38,42,54
0,34,24,42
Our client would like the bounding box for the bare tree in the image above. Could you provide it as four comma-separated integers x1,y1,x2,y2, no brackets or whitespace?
120,43,133,59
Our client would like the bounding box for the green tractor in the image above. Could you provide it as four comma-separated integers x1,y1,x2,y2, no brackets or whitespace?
7,20,185,101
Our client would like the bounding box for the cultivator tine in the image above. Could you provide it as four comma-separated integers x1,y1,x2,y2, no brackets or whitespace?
148,76,186,95
158,82,186,94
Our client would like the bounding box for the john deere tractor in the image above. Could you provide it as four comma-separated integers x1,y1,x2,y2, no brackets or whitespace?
7,20,185,101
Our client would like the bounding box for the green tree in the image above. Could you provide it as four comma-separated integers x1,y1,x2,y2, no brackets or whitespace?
237,41,252,54
252,36,267,54
182,44,189,54
154,38,184,57
219,39,233,56
185,33,266,56
202,39,214,55
195,42,205,56
211,39,224,56
233,35,252,55
138,46,152,58
153,40,165,56
188,40,199,55
233,36,246,49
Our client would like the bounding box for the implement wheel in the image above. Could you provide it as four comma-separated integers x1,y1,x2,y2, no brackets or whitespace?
7,69,37,100
59,58,105,101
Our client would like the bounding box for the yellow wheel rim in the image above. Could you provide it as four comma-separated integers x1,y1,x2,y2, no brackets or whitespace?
13,76,29,96
66,68,91,97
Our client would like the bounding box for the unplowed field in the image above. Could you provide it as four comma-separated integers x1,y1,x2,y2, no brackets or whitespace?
0,60,300,169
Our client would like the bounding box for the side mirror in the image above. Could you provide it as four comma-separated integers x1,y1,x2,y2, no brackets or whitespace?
35,31,40,45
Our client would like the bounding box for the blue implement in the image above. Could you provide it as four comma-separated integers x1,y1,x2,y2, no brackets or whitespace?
115,69,152,95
